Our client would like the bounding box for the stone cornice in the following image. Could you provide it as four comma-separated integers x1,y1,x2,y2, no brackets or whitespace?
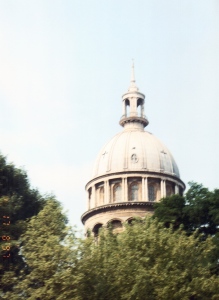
122,91,145,99
81,201,154,224
119,116,149,128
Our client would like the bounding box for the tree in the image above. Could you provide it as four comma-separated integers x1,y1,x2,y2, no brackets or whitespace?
3,178,219,299
4,203,219,299
2,198,79,300
153,182,219,236
75,219,219,300
152,194,186,229
0,154,46,294
153,182,219,275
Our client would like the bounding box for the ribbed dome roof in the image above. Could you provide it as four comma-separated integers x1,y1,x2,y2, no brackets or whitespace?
90,64,181,182
91,128,180,180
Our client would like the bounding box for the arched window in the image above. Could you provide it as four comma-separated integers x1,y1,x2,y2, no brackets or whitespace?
125,99,130,117
130,183,138,201
137,98,144,117
148,185,155,201
92,223,103,237
127,218,135,225
127,218,143,225
108,219,123,233
110,220,122,229
166,185,173,197
113,184,121,202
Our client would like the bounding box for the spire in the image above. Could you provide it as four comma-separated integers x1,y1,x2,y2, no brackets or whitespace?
120,63,148,129
129,60,138,92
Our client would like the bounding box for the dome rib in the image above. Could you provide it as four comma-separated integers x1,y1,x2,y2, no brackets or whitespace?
123,130,131,170
138,131,147,170
107,132,123,173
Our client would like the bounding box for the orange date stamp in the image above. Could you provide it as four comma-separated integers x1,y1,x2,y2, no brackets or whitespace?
1,197,11,259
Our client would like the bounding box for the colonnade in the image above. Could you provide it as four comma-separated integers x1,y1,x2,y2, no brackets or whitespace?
87,176,182,210
122,98,145,118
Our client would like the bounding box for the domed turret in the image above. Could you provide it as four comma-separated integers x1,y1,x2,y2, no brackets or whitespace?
81,65,185,235
120,63,149,129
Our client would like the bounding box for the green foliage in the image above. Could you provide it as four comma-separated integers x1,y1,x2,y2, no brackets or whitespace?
2,176,219,299
4,199,219,300
152,194,186,229
0,154,46,293
153,182,219,236
75,219,219,300
153,182,219,275
2,199,79,300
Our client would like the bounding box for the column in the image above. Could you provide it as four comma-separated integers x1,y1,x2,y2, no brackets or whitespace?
87,191,90,210
142,177,145,201
175,184,179,194
124,178,128,202
104,181,107,204
106,180,109,203
130,98,136,116
122,178,125,202
92,185,96,208
160,179,164,198
163,180,166,198
107,180,110,203
123,101,126,117
145,177,148,201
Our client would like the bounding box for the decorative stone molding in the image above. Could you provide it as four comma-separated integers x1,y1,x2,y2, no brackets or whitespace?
81,201,154,224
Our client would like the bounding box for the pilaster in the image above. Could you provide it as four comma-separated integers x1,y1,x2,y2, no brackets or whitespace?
104,181,107,204
163,180,166,198
175,184,179,194
124,178,128,202
161,179,164,198
87,191,90,210
122,177,125,202
142,177,145,201
145,177,148,201
92,185,96,208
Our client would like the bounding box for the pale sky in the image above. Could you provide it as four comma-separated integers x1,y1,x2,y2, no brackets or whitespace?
0,0,218,230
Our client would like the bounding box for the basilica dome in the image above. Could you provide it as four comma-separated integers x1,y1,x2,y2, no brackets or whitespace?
82,64,185,234
92,129,180,180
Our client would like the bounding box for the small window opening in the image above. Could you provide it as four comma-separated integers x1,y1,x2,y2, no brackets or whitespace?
130,183,138,201
125,99,130,117
148,185,155,201
93,223,103,237
166,185,173,197
114,184,121,202
137,98,143,117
